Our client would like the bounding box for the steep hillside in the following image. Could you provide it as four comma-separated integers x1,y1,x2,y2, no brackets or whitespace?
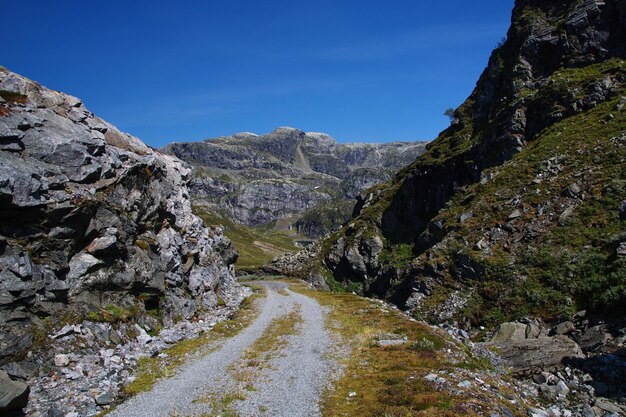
320,0,626,327
0,67,243,366
162,128,427,238
193,206,298,272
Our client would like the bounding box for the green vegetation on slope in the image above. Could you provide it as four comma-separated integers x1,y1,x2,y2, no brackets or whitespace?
321,56,625,328
423,92,626,325
295,199,354,237
193,206,298,271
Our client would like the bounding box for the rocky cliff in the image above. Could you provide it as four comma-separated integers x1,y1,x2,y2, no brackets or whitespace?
0,67,242,368
162,128,427,238
321,0,626,327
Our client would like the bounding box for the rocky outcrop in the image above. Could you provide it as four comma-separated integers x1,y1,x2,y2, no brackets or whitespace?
162,128,427,237
489,335,585,375
0,370,29,414
229,179,331,225
0,67,242,376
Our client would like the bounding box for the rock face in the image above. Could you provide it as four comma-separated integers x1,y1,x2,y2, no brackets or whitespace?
320,0,626,325
162,128,427,237
0,68,241,367
0,370,29,413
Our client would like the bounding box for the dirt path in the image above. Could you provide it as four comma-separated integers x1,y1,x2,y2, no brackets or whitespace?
109,281,336,417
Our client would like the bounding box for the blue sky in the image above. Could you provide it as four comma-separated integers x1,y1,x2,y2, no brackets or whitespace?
3,0,514,147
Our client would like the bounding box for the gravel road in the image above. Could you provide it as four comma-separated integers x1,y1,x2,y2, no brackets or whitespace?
109,281,336,417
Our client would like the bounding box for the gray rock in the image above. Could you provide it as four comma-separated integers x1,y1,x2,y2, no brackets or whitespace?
134,324,153,345
86,235,117,255
1,361,38,380
509,209,523,219
554,321,576,335
491,322,528,342
67,253,102,282
546,407,562,417
562,183,582,198
475,238,489,250
460,212,474,222
51,324,82,339
457,380,472,389
308,269,331,291
424,373,438,382
486,336,584,375
594,398,626,414
580,325,613,351
0,370,29,413
528,407,549,417
54,354,70,367
109,330,122,345
556,380,570,395
526,322,543,339
0,67,243,370
558,206,575,226
95,391,114,406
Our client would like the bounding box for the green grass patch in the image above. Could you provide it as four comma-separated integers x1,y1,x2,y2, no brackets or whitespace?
287,282,503,417
193,206,298,270
87,304,137,323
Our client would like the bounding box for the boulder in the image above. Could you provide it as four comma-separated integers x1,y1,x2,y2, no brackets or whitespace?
553,321,576,335
308,269,331,291
0,361,38,380
0,67,243,367
579,325,613,352
86,235,117,255
594,398,626,415
508,209,523,220
67,253,103,282
0,370,29,413
491,322,528,342
562,183,582,198
54,354,70,367
460,212,474,222
95,391,114,406
486,336,584,374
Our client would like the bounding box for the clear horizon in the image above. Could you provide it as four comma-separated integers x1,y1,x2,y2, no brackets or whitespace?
4,0,514,147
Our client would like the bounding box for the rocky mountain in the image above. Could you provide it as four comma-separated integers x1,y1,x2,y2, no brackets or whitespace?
0,67,245,414
319,0,626,323
162,128,427,238
258,0,626,410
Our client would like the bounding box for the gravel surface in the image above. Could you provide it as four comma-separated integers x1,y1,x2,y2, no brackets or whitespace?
109,281,337,417
230,286,333,417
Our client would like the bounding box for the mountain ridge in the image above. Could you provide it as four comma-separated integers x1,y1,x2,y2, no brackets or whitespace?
162,127,428,238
